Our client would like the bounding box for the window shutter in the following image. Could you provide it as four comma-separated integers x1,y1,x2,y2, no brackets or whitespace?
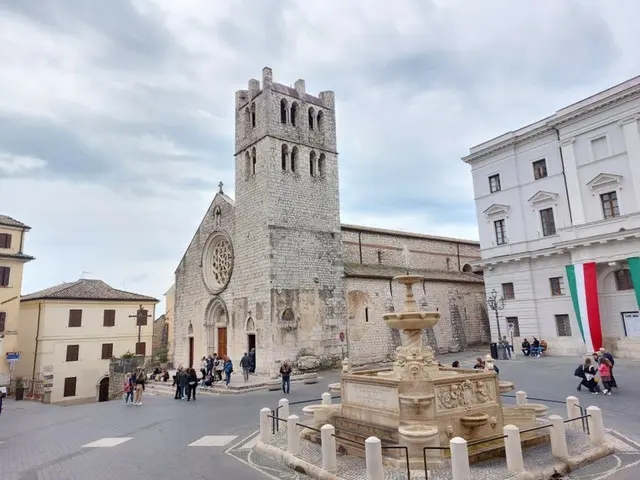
63,377,77,397
68,309,82,327
66,345,79,362
0,234,11,249
103,309,115,327
0,267,10,286
101,343,113,359
0,312,5,333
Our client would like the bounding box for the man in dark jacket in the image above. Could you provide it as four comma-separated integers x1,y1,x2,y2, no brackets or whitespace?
249,348,256,374
280,360,292,394
240,353,251,382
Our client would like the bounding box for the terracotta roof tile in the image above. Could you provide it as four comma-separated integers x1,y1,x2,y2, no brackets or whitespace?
0,215,30,230
21,279,158,303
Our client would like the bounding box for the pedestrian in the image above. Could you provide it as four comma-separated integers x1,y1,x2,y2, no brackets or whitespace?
215,355,224,382
500,335,512,359
134,369,146,406
200,357,207,380
598,357,613,395
173,367,182,399
599,348,618,388
123,374,134,405
280,360,292,394
186,368,198,401
579,358,600,394
224,356,233,386
521,338,531,356
240,352,251,383
178,367,188,399
206,355,214,376
249,348,256,374
451,361,460,368
0,389,4,416
531,338,541,357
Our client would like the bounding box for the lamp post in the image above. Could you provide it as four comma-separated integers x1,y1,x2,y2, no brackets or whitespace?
487,289,507,360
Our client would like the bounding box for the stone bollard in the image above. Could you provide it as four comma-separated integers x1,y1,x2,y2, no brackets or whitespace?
287,414,300,455
587,406,606,445
322,392,332,405
321,424,337,471
516,390,527,406
365,436,384,480
260,407,272,442
450,437,471,480
503,425,525,473
279,398,290,432
549,415,569,458
565,396,581,430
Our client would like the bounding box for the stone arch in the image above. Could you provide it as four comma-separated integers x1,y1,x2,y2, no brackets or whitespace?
201,231,234,294
317,110,324,131
308,107,315,130
462,263,473,273
309,151,317,177
290,146,298,172
281,144,289,170
318,153,326,177
290,102,298,126
187,322,194,336
96,375,110,402
205,297,229,356
280,98,288,123
281,308,295,322
245,316,256,333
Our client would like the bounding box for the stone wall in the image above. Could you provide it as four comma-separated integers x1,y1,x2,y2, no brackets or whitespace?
152,314,166,355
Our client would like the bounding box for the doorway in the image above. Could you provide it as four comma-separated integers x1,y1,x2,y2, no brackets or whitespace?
247,334,256,372
217,327,227,358
188,337,194,368
98,377,109,402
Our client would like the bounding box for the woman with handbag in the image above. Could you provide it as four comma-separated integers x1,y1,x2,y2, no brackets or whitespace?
186,368,198,401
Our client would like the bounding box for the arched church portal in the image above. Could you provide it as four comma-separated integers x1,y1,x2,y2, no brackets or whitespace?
205,298,229,358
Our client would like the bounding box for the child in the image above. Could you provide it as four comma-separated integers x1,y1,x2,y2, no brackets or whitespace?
598,358,613,395
123,374,134,405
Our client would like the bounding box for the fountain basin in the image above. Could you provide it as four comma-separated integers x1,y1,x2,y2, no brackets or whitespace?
519,403,549,418
398,393,435,411
383,311,441,330
499,380,514,393
302,404,325,418
460,413,490,428
328,382,341,393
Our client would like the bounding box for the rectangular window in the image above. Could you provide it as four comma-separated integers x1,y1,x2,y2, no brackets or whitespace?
68,309,82,327
66,344,79,362
0,312,5,333
494,219,507,245
489,174,501,193
549,277,564,296
502,282,515,300
0,234,11,249
0,266,10,287
591,136,609,160
532,159,547,180
601,191,620,219
505,316,520,337
103,309,115,327
101,343,113,359
135,342,146,356
63,377,77,397
614,269,634,291
540,208,556,236
555,314,572,337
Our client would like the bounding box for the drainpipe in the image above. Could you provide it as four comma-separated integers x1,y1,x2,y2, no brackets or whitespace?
554,127,573,225
31,302,42,393
358,232,363,264
19,228,25,253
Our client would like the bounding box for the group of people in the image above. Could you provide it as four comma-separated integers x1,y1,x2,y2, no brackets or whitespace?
123,369,147,406
575,348,618,395
521,337,547,357
172,366,200,401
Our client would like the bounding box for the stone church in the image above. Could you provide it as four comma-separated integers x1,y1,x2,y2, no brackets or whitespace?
172,67,489,374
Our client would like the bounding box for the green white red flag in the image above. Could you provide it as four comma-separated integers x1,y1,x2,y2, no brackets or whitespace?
565,262,602,353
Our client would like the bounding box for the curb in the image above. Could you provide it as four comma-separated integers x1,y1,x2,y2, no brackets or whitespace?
255,440,347,480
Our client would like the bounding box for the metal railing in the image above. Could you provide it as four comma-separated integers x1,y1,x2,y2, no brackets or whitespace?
382,445,410,479
501,393,590,433
272,395,342,433
423,446,450,479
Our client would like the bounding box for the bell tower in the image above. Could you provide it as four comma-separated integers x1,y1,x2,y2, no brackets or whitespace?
232,67,346,372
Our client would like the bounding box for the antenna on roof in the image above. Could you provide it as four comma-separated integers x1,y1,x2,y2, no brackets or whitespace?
81,271,92,279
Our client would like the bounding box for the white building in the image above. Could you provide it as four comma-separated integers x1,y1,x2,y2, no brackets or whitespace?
17,279,158,404
463,76,640,358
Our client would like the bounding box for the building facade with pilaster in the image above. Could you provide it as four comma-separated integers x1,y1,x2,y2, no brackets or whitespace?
463,76,640,358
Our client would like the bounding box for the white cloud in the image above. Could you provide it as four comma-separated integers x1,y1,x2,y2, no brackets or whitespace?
0,152,47,175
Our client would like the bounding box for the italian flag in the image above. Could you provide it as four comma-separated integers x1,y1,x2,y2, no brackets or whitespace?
566,263,603,353
627,257,640,309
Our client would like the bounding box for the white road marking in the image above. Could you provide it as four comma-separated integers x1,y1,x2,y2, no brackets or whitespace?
82,437,133,448
188,435,238,447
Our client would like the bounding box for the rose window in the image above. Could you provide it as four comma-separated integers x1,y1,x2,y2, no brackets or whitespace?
202,232,234,293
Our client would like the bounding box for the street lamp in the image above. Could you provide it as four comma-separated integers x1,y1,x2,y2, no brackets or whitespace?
487,289,507,360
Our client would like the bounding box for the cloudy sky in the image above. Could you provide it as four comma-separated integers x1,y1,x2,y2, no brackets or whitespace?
2,0,639,307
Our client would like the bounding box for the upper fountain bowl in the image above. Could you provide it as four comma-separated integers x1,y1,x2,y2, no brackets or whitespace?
383,311,440,330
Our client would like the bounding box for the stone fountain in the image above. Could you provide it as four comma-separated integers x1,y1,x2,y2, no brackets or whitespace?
303,275,548,470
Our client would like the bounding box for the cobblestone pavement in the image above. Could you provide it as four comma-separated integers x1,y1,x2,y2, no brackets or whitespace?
1,351,639,479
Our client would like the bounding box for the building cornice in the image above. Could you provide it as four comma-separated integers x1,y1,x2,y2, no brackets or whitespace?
463,76,640,164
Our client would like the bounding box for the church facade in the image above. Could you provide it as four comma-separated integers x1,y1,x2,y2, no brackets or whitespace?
172,68,489,374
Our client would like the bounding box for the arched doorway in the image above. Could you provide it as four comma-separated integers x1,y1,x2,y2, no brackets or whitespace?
98,377,109,402
205,298,229,358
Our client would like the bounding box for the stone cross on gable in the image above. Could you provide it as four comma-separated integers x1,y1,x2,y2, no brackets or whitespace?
218,181,224,194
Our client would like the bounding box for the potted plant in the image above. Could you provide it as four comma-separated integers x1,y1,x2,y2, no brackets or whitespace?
15,377,25,401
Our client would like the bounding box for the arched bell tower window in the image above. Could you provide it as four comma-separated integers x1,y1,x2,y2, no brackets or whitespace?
251,147,256,175
290,102,298,127
310,151,317,177
251,102,256,128
317,110,324,132
280,98,288,124
245,151,252,180
291,146,297,172
245,108,251,133
308,107,315,130
281,144,289,170
318,153,326,177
